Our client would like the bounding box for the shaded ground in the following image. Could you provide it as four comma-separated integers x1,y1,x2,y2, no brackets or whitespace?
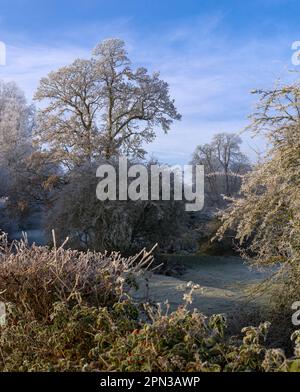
134,256,274,316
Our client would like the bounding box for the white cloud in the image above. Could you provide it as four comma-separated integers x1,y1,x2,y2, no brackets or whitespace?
1,44,88,98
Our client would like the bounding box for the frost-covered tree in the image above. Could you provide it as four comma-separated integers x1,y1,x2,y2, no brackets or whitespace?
191,133,250,206
34,38,181,167
0,81,33,174
0,81,33,206
0,81,34,229
0,81,60,230
215,80,300,328
217,81,300,266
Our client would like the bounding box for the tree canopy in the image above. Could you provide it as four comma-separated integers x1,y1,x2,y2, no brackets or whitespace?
34,38,181,167
191,132,250,207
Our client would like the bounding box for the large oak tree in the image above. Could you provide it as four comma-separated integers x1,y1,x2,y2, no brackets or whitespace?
34,38,181,167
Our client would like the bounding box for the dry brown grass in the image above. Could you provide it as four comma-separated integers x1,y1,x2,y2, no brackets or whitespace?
0,231,154,320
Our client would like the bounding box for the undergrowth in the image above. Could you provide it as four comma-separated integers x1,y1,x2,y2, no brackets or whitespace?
0,233,300,372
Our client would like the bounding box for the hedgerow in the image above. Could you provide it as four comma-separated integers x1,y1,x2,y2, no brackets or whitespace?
0,234,300,372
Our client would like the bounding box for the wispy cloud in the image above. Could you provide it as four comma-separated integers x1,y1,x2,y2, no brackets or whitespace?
1,44,88,97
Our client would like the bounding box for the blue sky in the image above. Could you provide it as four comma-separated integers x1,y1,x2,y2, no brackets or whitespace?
0,0,299,164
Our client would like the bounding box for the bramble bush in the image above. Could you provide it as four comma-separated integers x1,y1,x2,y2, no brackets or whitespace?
0,234,300,372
